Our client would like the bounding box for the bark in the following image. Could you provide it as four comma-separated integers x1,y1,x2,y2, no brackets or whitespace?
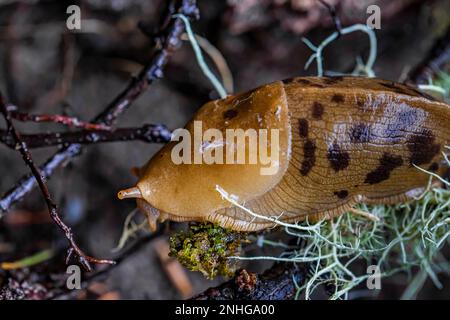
192,263,307,300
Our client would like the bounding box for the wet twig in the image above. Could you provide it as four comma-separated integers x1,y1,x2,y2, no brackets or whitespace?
318,0,342,37
49,229,165,300
0,0,198,274
0,144,81,212
0,124,172,149
0,0,199,213
0,93,115,271
7,108,110,131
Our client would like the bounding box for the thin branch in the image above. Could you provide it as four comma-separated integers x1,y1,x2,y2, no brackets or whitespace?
0,124,172,149
92,1,199,126
0,144,81,212
7,108,110,131
407,26,450,84
0,0,199,213
48,229,165,300
0,93,114,271
318,0,342,37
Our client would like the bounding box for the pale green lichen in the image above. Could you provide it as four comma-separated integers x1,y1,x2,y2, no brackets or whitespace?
302,24,377,77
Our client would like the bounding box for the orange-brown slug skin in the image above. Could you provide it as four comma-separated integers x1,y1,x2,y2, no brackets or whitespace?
118,76,450,232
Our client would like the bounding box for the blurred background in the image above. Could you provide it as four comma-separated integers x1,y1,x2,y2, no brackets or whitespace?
0,0,449,299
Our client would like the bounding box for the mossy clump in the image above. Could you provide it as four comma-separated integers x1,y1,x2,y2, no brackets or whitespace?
169,223,248,279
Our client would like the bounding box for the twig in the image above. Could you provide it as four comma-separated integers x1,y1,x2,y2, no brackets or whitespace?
93,1,199,126
407,26,450,84
0,124,172,149
49,229,164,300
0,0,199,213
0,93,114,271
0,144,81,212
7,108,110,131
318,0,342,37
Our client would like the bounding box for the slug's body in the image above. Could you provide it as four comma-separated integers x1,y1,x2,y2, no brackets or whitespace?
118,76,450,232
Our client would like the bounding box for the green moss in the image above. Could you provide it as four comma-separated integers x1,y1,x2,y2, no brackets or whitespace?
169,223,248,279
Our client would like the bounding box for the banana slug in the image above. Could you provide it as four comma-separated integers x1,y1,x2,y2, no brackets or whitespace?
118,76,450,232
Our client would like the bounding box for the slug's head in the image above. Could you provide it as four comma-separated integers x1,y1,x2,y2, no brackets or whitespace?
117,82,291,230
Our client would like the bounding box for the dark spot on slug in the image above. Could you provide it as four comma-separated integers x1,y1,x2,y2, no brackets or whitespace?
350,123,372,143
407,129,440,165
285,78,326,88
300,139,316,176
356,98,366,111
327,143,350,172
284,78,326,88
323,76,345,85
295,79,311,86
379,82,411,95
379,81,398,89
428,162,439,172
282,78,295,85
331,94,345,103
298,118,309,138
223,109,238,120
312,102,324,119
364,153,403,184
334,190,349,199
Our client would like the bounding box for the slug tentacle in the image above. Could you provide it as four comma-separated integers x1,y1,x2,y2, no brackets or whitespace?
117,187,142,200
